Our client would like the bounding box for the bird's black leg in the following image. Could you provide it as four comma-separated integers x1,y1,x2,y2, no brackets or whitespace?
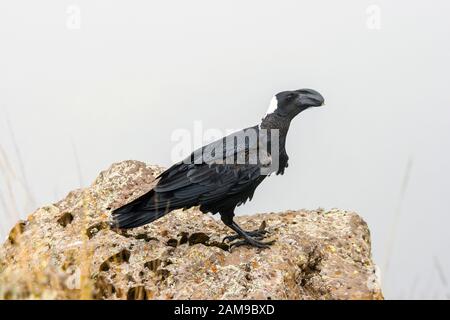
220,214,274,249
222,220,268,243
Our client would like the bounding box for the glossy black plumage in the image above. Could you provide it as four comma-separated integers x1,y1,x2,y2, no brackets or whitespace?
112,125,269,228
112,88,324,248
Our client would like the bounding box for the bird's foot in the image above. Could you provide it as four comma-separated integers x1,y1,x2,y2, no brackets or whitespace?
223,229,268,243
223,221,275,249
222,220,269,243
229,238,275,249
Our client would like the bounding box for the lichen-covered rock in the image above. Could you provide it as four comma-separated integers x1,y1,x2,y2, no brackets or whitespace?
0,160,383,300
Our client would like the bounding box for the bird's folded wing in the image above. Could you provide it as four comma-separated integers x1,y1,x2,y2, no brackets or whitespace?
152,161,261,207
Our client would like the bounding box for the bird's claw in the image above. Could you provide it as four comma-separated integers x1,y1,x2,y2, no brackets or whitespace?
222,221,274,249
222,221,269,243
229,239,275,249
223,229,268,243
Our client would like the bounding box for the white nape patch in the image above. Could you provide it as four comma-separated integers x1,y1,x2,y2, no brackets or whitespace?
265,96,278,116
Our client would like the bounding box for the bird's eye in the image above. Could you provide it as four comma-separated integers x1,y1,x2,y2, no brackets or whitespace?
287,93,295,99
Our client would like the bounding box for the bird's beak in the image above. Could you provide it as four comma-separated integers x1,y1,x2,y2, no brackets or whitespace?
296,89,325,107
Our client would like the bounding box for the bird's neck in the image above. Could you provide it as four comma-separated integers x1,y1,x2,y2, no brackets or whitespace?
260,113,291,136
259,113,290,174
259,113,291,153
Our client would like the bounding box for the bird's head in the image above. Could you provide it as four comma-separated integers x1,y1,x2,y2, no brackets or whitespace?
265,89,325,119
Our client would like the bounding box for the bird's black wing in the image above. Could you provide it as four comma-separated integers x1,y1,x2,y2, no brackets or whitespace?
154,161,264,211
112,126,272,228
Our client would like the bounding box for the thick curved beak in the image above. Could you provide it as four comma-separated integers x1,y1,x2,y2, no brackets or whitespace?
296,89,325,107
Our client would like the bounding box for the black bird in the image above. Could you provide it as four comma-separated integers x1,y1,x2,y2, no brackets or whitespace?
112,89,324,248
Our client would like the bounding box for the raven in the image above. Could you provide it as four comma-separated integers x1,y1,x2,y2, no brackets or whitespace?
112,89,324,248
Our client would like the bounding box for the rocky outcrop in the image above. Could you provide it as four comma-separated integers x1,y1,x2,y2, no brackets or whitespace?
0,161,383,300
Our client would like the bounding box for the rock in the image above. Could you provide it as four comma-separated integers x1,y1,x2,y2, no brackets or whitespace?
0,160,383,300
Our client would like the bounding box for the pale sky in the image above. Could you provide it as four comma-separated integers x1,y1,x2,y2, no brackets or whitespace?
1,0,450,299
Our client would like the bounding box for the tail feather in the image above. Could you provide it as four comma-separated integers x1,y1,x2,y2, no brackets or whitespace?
111,191,169,229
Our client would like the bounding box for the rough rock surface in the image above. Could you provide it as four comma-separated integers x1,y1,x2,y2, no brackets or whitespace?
0,161,383,300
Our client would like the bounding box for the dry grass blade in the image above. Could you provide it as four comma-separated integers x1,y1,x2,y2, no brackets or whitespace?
4,110,36,209
382,156,413,284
